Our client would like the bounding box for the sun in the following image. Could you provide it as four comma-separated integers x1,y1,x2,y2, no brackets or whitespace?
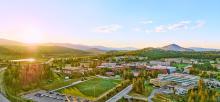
21,28,44,44
23,33,43,44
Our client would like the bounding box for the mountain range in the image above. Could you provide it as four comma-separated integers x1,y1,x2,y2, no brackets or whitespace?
43,43,137,51
0,38,220,52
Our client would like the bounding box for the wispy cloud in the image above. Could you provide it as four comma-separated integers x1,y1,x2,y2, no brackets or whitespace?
155,25,167,32
153,20,204,33
133,20,205,33
155,20,191,32
144,29,151,33
94,24,122,33
140,20,153,24
193,20,205,29
167,21,191,30
133,28,141,32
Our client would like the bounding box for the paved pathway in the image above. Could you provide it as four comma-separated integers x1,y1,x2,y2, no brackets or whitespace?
50,80,84,92
0,67,10,102
0,67,6,72
147,88,159,102
106,84,133,102
96,75,110,79
0,93,10,102
45,58,54,64
125,95,147,102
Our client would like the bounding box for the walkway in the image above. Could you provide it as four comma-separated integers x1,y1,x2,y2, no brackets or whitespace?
0,67,10,102
106,84,133,102
0,93,10,102
147,88,159,102
50,80,84,92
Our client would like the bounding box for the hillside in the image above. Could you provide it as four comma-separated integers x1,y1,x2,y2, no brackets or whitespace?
189,47,220,51
86,48,106,54
106,47,220,60
0,45,91,58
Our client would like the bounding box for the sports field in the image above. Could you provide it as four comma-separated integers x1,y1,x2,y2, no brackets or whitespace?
58,78,121,99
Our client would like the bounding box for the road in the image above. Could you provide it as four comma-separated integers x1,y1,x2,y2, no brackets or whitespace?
45,58,54,64
0,93,10,102
147,88,159,102
106,84,133,102
0,67,10,102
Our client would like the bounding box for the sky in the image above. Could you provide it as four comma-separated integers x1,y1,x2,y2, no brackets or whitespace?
0,0,220,48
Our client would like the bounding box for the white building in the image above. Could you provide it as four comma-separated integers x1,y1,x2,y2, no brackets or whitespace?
97,63,117,68
150,61,170,66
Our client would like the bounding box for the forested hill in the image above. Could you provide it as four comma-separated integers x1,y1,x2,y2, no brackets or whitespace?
0,45,91,58
106,48,220,60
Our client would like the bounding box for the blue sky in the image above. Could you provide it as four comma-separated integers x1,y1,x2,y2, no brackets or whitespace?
0,0,220,48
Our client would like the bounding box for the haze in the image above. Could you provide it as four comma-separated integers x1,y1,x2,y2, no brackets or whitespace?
0,0,220,48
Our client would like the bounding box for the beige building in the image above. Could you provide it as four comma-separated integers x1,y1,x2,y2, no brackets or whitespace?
62,64,82,74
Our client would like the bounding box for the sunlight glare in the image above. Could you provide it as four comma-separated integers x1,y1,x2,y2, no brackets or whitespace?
21,28,44,44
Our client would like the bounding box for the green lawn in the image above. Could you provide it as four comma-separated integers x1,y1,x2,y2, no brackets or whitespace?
41,78,80,91
216,88,220,93
128,81,154,100
152,93,185,102
172,63,189,68
59,78,121,99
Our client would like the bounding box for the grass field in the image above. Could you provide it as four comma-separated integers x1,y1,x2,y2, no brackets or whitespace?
58,78,121,99
41,78,80,91
172,63,189,68
216,88,220,93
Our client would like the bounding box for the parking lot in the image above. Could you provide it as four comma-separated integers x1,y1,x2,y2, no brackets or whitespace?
23,90,89,102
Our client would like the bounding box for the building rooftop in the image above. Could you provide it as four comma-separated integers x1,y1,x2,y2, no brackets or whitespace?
158,73,199,84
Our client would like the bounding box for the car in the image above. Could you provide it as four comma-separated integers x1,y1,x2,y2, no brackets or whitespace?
34,93,41,97
56,93,60,96
48,91,54,94
48,95,53,98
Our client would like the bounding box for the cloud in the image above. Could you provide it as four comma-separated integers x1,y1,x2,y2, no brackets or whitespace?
153,20,205,32
133,28,141,32
144,29,151,33
155,25,167,32
193,20,205,29
167,21,191,30
95,24,122,33
140,20,153,24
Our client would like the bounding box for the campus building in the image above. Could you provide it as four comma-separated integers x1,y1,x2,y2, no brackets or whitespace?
150,73,199,87
150,73,199,95
146,65,176,74
97,63,117,68
149,61,171,66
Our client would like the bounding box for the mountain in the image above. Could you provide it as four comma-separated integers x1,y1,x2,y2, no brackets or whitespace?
44,43,138,51
86,48,106,54
161,44,194,51
0,38,137,51
44,43,91,50
189,47,220,51
0,38,24,45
